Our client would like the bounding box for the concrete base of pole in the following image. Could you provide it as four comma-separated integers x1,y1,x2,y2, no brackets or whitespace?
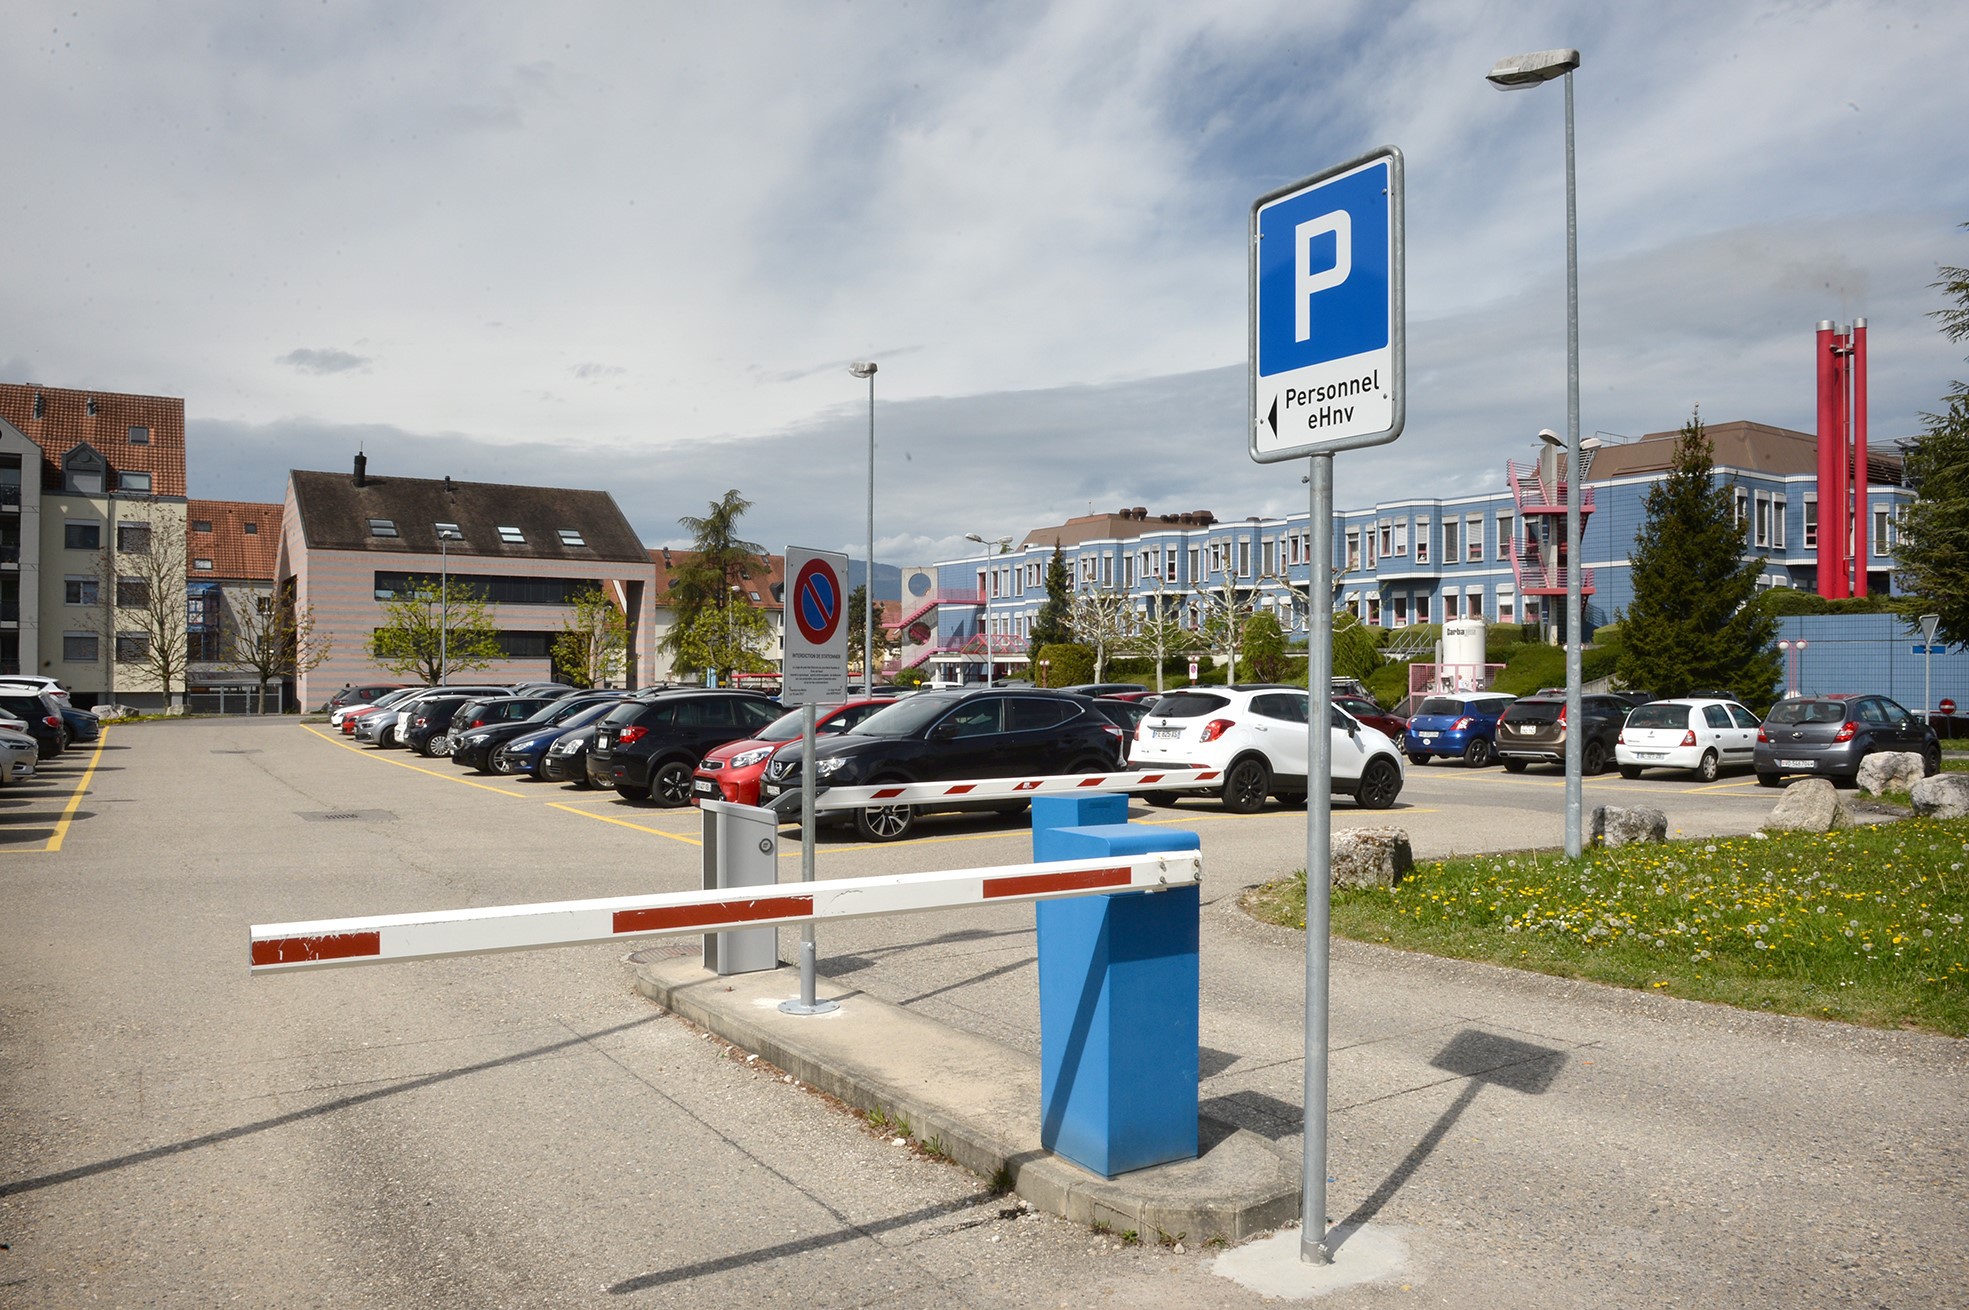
1212,1223,1410,1299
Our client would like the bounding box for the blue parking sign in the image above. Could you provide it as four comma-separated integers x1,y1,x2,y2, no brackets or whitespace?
1249,147,1404,462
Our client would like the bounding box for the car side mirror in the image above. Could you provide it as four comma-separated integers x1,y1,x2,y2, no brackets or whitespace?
930,722,958,741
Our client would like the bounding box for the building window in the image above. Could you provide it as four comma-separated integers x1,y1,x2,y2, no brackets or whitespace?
1392,594,1409,626
193,519,213,533
121,470,152,493
194,558,214,571
64,577,100,605
116,633,149,662
1415,518,1431,564
1441,517,1459,564
1772,497,1786,549
1497,513,1514,560
1466,585,1483,617
117,578,149,608
63,633,97,662
435,521,461,539
498,525,525,544
369,518,398,538
1873,506,1892,555
117,523,151,554
1187,547,1199,581
1416,594,1430,624
1733,487,1749,534
65,522,101,550
127,425,150,445
1754,494,1773,548
1803,495,1818,548
558,528,586,547
1466,516,1484,562
1497,590,1514,623
1393,519,1408,557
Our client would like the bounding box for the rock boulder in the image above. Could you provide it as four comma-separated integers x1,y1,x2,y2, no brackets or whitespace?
1911,773,1969,820
1764,777,1852,832
1856,751,1926,796
1330,827,1412,890
1589,805,1667,848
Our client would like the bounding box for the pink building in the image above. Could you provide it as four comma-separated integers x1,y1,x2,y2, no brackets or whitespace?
276,456,656,707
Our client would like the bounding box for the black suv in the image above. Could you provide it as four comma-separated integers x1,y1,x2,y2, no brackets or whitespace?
446,693,584,770
0,687,67,759
590,690,781,805
759,688,1123,842
401,695,479,757
1494,692,1632,775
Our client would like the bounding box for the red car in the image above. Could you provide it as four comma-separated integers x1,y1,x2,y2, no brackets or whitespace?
691,698,893,807
1335,693,1407,742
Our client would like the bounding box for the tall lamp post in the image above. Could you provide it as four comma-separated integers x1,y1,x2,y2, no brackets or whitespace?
850,362,878,689
1490,46,1584,859
965,532,1011,686
436,524,462,685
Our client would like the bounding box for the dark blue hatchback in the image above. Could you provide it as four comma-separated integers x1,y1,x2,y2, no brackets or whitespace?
1403,693,1516,767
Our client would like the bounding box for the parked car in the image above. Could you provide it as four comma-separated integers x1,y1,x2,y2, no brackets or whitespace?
59,705,101,747
1333,693,1407,743
0,686,68,758
0,725,39,784
452,693,621,772
1616,698,1762,781
1084,696,1154,764
489,699,629,778
1057,682,1149,698
1131,686,1404,813
321,682,407,713
400,695,480,757
541,722,605,786
590,690,783,805
0,676,73,708
693,698,895,806
356,685,509,748
1754,693,1941,787
760,688,1123,841
1403,693,1516,767
1493,692,1631,775
335,686,419,732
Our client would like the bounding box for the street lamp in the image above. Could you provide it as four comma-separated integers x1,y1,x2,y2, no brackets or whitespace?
436,523,462,685
964,533,1011,686
1038,657,1051,689
850,362,878,690
1777,638,1810,698
1492,46,1584,859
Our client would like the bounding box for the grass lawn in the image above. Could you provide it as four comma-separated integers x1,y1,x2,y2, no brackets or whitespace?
1245,816,1969,1036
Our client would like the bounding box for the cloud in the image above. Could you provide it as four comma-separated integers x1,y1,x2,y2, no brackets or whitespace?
570,362,625,381
277,348,372,376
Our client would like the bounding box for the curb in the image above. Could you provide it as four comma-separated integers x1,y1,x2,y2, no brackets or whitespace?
633,955,1300,1243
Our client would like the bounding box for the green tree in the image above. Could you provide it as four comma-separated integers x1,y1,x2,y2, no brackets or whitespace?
1615,411,1780,702
676,601,775,685
661,490,768,671
1893,233,1969,644
1332,611,1381,686
371,576,502,683
1033,641,1093,687
846,584,889,680
552,585,629,688
1240,611,1288,681
1028,545,1072,649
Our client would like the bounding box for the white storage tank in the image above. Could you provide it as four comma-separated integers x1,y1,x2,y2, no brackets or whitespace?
1443,617,1487,671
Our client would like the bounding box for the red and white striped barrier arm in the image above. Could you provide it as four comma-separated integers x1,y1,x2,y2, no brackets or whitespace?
801,768,1223,811
249,850,1202,974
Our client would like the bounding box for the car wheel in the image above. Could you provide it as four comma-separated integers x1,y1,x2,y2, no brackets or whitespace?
1278,792,1308,808
1925,743,1943,777
431,734,455,758
855,799,916,842
650,760,694,807
1618,764,1643,780
1220,757,1271,814
1145,791,1182,807
1356,757,1401,810
1582,740,1609,775
1462,736,1493,768
1756,771,1782,787
1407,752,1431,767
1694,749,1719,783
1502,758,1528,774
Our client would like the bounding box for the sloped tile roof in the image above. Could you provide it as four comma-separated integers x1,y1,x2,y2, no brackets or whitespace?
650,548,785,611
289,466,647,563
0,381,188,497
188,499,282,581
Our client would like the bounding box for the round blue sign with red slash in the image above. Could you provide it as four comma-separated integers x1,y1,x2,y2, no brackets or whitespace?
792,558,844,645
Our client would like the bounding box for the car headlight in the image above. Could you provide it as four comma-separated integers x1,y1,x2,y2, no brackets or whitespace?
729,746,773,769
815,757,852,778
549,739,578,755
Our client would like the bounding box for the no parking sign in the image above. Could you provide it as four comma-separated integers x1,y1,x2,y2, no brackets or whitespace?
783,547,849,705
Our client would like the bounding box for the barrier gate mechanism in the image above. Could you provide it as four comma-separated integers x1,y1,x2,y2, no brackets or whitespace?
247,851,1201,973
765,766,1227,817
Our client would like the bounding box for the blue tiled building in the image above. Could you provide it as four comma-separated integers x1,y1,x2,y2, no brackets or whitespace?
901,420,1916,682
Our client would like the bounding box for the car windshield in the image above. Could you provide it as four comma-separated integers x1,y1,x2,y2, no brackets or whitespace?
756,708,812,742
1150,693,1232,719
1765,699,1848,726
1418,697,1465,716
847,694,966,738
1628,703,1691,729
369,688,416,708
1507,699,1563,725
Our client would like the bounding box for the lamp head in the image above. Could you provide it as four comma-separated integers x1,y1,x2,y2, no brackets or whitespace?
1536,428,1565,448
1487,48,1581,89
849,361,878,378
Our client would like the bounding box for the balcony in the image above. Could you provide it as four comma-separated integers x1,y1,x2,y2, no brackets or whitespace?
0,484,18,511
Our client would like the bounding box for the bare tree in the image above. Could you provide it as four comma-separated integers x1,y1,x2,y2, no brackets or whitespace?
102,508,190,710
1191,575,1261,680
1068,588,1138,683
222,584,333,712
1125,581,1198,692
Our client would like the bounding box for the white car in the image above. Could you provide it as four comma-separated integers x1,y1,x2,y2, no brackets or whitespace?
1615,698,1762,781
0,675,71,706
1131,686,1404,812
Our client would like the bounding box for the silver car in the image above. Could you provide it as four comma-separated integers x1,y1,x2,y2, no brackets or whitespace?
0,724,39,784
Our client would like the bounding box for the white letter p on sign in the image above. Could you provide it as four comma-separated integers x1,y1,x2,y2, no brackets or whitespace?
1294,209,1351,342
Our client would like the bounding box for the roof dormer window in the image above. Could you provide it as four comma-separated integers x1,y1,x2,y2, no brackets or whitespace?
369,518,398,538
498,525,525,544
243,522,258,535
120,471,151,494
558,528,586,547
127,425,150,445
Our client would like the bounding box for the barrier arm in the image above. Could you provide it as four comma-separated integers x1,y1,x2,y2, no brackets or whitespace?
764,767,1225,819
250,850,1202,974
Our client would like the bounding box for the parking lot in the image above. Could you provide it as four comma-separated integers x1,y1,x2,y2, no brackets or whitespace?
3,717,1963,1308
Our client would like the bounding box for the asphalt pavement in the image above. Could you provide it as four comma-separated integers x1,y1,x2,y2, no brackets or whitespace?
1,717,1962,1308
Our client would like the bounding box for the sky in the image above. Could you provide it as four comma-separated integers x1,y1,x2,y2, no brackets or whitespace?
6,0,1968,572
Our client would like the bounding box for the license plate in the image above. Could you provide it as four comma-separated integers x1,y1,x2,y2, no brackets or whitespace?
1418,732,1438,741
1636,751,1664,759
762,782,782,797
1518,725,1537,735
693,779,717,796
1152,727,1181,738
1778,758,1813,769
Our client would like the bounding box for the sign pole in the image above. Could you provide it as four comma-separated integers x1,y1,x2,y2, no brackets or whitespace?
1303,452,1334,1264
1922,614,1941,728
779,546,849,1017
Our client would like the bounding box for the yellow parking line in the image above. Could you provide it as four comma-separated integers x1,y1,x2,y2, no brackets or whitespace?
549,802,704,844
32,727,111,854
300,722,534,798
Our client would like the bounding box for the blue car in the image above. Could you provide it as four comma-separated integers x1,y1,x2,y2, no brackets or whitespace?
1403,693,1516,767
488,700,622,777
61,706,101,746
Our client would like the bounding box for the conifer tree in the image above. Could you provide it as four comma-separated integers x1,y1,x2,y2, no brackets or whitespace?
1028,544,1072,649
1614,411,1780,703
1893,230,1969,644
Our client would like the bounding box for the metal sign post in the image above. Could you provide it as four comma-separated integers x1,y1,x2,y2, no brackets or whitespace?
1250,146,1404,1266
780,547,850,1017
1922,614,1942,727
